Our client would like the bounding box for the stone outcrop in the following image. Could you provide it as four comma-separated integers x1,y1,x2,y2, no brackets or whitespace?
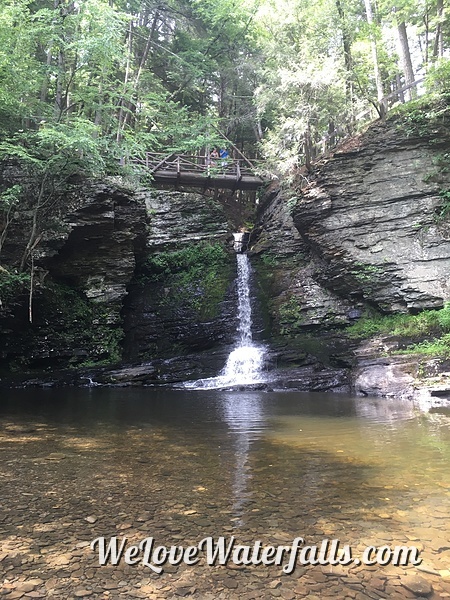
142,189,229,249
253,117,450,340
44,182,148,305
252,112,450,399
1,180,149,372
251,185,355,336
122,190,237,363
0,182,237,376
293,119,450,313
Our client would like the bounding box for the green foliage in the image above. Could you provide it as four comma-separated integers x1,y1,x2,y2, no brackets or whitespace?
347,303,450,358
349,262,384,295
38,283,123,366
437,303,450,330
434,189,450,223
278,296,304,333
391,95,450,137
259,252,279,267
346,306,448,339
351,262,383,282
253,0,390,174
425,58,450,96
0,122,106,178
0,185,21,210
146,243,226,277
0,123,108,272
0,0,447,180
0,269,30,305
0,0,264,167
395,334,450,358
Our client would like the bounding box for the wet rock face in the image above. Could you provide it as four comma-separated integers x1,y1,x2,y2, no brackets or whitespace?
122,190,236,362
293,119,450,313
122,280,237,363
142,189,229,249
251,183,356,349
46,183,148,305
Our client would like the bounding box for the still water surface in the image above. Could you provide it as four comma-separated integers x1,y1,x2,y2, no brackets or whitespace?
1,388,450,598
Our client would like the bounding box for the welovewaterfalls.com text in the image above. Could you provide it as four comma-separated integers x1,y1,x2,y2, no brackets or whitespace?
91,536,422,575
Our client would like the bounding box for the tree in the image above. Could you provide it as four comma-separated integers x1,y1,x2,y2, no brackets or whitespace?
396,16,416,99
253,0,369,172
363,0,385,104
1,0,448,188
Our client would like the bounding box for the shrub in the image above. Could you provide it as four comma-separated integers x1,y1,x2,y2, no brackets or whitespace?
346,303,450,358
425,58,450,96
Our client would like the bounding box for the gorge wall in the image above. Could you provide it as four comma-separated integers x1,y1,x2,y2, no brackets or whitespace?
0,179,239,383
251,109,450,399
1,107,450,397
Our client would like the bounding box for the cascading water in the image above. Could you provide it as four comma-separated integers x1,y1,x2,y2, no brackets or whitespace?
219,254,265,384
184,247,266,389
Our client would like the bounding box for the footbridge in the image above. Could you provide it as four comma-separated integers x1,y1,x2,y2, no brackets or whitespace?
130,152,267,191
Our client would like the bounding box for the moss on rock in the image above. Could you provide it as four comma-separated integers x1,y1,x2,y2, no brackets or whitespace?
2,282,123,373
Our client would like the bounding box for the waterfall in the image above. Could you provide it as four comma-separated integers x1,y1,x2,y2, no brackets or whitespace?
232,232,250,253
219,254,265,383
184,250,266,389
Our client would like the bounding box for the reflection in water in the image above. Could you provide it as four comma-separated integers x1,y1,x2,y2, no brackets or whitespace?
267,398,416,468
220,392,266,523
353,396,417,423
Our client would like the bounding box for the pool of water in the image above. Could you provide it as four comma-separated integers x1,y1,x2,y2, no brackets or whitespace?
1,388,449,599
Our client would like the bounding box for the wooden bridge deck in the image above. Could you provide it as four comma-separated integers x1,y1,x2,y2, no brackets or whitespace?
130,152,266,191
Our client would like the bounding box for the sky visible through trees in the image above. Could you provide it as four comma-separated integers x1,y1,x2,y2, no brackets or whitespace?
0,0,449,175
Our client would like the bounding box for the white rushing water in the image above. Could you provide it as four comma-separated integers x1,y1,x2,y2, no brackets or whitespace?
185,253,266,389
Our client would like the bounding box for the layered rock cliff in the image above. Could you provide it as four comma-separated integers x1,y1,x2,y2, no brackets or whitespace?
1,181,148,373
121,190,237,378
0,180,237,381
294,119,450,314
252,108,450,400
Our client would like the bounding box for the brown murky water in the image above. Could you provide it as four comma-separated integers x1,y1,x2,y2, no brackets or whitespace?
1,388,449,599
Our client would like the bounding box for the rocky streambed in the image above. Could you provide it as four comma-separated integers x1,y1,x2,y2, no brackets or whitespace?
1,388,450,599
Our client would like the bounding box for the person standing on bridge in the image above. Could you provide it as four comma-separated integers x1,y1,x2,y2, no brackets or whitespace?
219,148,229,168
209,148,219,165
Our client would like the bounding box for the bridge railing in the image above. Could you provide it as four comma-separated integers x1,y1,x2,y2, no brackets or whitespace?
129,152,266,180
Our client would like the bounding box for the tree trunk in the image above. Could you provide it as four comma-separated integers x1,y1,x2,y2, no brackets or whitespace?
94,76,104,130
254,120,263,143
363,0,385,103
396,73,405,103
54,48,65,120
304,125,312,170
397,20,416,100
53,0,67,121
422,9,430,68
116,19,133,143
117,12,159,142
20,174,48,272
328,120,336,148
335,0,353,104
40,48,53,106
0,203,16,256
433,0,444,58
